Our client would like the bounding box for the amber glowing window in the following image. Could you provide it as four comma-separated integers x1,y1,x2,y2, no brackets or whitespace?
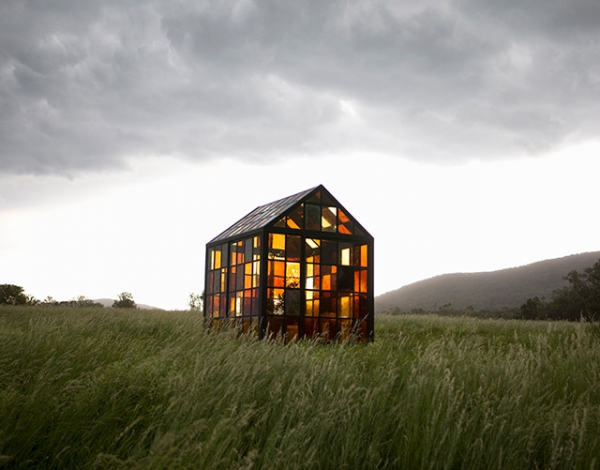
269,233,286,259
286,262,300,288
339,295,351,318
338,209,353,235
360,245,368,267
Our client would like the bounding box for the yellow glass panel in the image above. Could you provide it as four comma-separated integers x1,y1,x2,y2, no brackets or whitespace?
341,248,351,266
286,262,300,288
220,269,226,292
306,301,314,316
360,245,368,267
339,295,351,318
271,233,286,251
306,264,314,277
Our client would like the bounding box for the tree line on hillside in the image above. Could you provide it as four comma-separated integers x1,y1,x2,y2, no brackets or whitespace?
385,259,600,322
520,259,600,321
0,285,138,309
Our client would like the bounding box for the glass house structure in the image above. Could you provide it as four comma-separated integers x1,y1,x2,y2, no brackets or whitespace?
204,185,374,342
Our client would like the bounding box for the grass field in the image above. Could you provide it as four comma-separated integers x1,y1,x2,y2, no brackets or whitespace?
1,306,599,469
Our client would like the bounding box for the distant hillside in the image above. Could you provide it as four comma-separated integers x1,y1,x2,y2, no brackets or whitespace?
375,251,600,313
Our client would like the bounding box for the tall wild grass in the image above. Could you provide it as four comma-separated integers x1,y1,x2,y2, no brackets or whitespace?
1,306,599,469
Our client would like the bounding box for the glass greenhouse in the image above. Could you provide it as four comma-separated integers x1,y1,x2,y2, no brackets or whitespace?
204,185,374,341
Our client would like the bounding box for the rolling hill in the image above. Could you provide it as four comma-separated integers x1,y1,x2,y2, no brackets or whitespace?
375,251,600,313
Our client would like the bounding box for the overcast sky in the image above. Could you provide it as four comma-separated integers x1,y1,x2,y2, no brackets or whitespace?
1,0,599,309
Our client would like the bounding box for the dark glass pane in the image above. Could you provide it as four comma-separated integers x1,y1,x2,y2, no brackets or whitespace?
286,235,301,261
321,191,335,205
266,316,284,337
321,240,337,265
320,292,336,317
305,204,320,231
245,239,253,264
236,267,244,291
274,216,286,228
221,243,229,267
338,266,355,291
307,191,321,203
212,271,221,293
284,289,301,316
304,318,316,337
229,267,237,292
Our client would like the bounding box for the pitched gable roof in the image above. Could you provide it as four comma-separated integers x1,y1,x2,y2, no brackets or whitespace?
207,184,372,244
208,186,318,243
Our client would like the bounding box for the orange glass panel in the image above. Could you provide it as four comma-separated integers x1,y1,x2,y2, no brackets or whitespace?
338,224,352,235
360,245,368,267
360,270,368,293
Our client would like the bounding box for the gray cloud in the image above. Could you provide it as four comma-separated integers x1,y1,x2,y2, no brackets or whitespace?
1,0,599,175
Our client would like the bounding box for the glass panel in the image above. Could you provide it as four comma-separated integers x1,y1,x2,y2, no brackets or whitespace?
245,239,253,264
253,236,261,260
305,238,320,262
236,267,244,290
210,248,222,270
307,191,321,203
304,318,317,337
274,216,286,228
212,271,220,293
229,266,236,291
237,241,245,265
360,244,368,267
269,233,286,259
338,266,354,291
235,292,244,317
340,245,351,266
267,288,285,315
322,206,337,232
360,269,368,293
244,290,252,316
285,289,301,316
338,209,353,234
321,191,335,205
305,204,320,231
320,292,336,317
321,240,337,265
220,268,227,292
339,295,351,318
288,204,303,230
230,242,237,266
286,235,301,261
286,262,300,288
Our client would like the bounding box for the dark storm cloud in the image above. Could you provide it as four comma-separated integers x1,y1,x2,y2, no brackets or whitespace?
1,0,599,175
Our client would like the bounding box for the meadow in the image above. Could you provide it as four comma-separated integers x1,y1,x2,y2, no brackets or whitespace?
1,307,599,469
